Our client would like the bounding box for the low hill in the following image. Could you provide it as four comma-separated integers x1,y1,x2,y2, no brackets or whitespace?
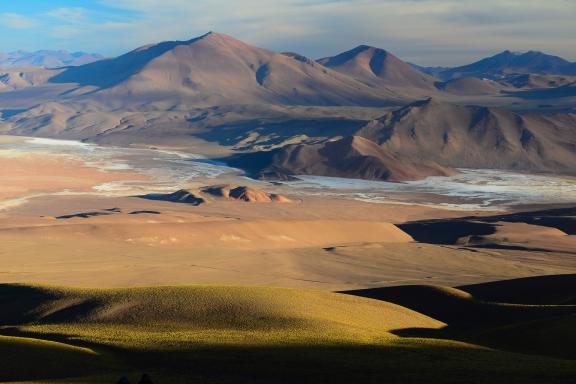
2,284,576,383
142,184,292,205
228,136,456,182
436,77,504,95
0,335,102,382
0,285,440,332
201,184,292,203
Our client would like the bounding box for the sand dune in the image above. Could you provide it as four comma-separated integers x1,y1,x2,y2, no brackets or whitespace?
0,218,412,250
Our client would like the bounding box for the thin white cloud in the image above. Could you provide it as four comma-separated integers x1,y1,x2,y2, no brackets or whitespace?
6,0,576,65
0,12,37,29
91,0,576,65
45,7,88,24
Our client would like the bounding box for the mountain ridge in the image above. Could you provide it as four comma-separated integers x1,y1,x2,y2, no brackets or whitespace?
356,98,576,174
415,50,576,80
0,50,103,69
228,135,456,182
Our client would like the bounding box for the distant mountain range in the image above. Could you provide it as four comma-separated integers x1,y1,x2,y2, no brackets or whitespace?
414,50,576,80
1,32,575,182
0,50,104,69
2,44,575,82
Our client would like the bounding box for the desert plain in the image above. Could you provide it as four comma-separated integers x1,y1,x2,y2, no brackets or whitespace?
0,135,575,384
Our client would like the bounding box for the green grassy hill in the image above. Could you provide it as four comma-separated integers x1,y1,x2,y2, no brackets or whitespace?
1,284,575,383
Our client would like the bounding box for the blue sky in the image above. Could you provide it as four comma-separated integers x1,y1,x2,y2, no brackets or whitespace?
1,0,575,66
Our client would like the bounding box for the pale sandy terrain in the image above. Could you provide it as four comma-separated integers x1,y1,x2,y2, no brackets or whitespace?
0,140,573,291
0,193,574,290
0,152,147,203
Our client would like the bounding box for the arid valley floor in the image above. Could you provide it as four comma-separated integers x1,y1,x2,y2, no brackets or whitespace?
0,134,575,383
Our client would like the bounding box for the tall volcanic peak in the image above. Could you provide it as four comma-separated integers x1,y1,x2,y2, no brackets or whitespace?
48,31,400,107
318,45,438,90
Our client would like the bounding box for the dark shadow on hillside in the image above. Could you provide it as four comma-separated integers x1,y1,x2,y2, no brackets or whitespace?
2,283,576,383
504,86,576,99
200,118,365,148
398,221,497,244
342,285,576,328
2,326,576,384
460,274,576,305
342,276,576,361
399,206,576,249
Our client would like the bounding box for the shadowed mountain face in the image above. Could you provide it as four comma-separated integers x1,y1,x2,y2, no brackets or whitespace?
0,50,103,69
318,45,438,91
49,32,401,107
228,135,455,182
357,98,576,174
437,50,576,80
